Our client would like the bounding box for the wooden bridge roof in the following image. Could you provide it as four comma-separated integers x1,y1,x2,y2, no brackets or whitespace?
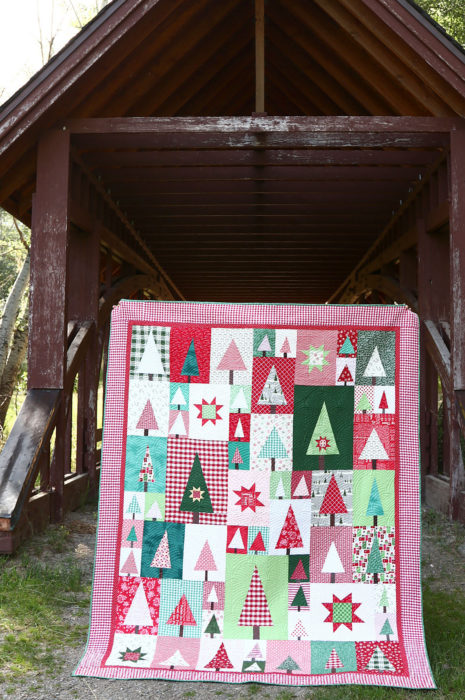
1,0,465,303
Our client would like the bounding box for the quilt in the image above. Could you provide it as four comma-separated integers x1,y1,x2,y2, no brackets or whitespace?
75,301,435,688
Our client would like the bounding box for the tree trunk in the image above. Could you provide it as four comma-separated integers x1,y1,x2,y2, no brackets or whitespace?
0,321,28,427
192,512,200,524
330,513,335,527
0,252,30,380
319,455,325,470
253,625,260,639
179,624,184,637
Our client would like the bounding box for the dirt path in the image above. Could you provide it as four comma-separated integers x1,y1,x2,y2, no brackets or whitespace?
2,504,464,700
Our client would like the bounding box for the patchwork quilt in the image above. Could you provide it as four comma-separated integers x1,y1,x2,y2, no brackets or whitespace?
75,301,435,688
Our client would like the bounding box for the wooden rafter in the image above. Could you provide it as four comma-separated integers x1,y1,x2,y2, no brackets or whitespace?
255,0,265,113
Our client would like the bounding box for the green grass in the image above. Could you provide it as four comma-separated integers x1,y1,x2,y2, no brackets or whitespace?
0,552,89,680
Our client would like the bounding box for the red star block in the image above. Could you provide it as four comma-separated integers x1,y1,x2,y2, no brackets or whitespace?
194,398,223,425
323,593,363,631
315,436,331,452
233,484,264,512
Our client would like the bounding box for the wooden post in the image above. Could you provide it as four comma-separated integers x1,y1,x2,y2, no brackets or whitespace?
29,128,70,389
417,215,438,495
255,0,265,113
448,129,465,519
68,221,100,492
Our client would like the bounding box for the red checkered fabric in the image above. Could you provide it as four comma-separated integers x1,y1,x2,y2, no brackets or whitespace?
165,437,228,525
238,566,273,627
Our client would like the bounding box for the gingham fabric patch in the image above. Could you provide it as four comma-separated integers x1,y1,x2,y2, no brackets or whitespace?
75,301,435,689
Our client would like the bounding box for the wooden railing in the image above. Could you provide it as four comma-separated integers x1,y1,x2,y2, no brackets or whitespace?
0,269,169,553
0,318,105,553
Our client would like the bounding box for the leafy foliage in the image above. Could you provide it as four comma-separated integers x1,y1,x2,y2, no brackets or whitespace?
414,0,465,46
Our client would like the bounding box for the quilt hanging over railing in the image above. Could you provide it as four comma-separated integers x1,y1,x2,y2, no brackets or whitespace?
75,301,434,689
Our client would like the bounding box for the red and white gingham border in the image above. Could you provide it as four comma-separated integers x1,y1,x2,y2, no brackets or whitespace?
74,301,435,689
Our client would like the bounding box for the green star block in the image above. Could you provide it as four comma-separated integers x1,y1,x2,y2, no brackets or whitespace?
333,603,353,623
301,344,330,374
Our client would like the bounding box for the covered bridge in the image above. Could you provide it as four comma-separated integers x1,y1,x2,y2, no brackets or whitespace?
0,0,464,552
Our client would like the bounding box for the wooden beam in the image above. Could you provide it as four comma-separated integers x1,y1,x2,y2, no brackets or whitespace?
364,274,418,310
29,129,70,389
330,151,447,302
425,475,465,523
255,0,265,113
65,115,460,135
311,0,454,117
0,389,61,527
267,19,367,115
81,148,438,169
424,320,451,396
288,0,424,116
71,149,185,301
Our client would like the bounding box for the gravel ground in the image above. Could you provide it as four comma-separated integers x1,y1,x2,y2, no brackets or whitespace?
2,504,464,700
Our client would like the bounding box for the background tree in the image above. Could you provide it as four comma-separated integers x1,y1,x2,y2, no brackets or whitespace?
415,1,465,46
0,0,113,443
0,213,30,437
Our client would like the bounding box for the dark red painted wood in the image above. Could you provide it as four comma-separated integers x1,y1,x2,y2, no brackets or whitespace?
66,115,460,135
29,129,70,389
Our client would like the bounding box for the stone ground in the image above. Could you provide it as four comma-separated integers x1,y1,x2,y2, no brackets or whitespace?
2,503,465,700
